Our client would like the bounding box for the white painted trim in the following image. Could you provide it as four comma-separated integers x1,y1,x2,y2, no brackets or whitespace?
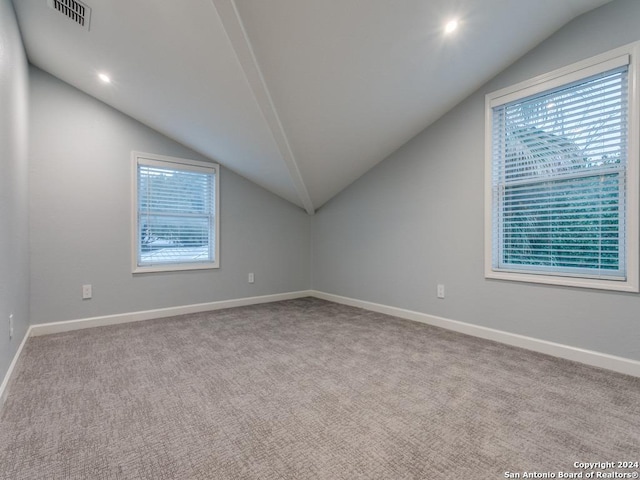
131,151,221,273
30,290,313,337
488,53,630,108
2,291,312,406
0,325,32,407
9,288,638,406
484,41,640,293
310,290,640,378
211,0,315,215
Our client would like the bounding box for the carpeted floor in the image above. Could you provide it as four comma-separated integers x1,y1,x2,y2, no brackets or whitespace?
1,297,639,479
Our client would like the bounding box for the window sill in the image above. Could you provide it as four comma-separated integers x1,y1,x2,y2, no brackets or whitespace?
485,268,638,292
133,262,219,274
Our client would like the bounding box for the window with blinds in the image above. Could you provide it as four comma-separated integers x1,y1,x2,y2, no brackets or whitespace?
485,47,638,291
133,153,219,272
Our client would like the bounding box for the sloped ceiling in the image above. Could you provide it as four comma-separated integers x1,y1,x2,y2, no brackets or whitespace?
12,0,613,214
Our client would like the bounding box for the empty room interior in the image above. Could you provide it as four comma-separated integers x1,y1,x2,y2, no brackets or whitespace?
2,0,640,478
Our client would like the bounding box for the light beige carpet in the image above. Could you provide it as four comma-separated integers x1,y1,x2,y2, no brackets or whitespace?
1,297,638,479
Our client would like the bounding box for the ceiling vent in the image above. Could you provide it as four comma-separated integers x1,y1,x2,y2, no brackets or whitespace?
47,0,91,30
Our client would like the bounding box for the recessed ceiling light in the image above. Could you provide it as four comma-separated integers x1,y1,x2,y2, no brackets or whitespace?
98,73,111,84
444,19,458,34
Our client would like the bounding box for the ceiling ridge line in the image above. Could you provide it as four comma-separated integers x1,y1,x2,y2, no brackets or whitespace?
210,0,315,215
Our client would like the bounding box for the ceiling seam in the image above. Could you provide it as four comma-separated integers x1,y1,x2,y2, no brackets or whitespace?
210,0,315,215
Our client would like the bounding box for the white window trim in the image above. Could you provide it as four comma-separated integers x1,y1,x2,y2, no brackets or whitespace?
131,151,220,274
484,42,639,292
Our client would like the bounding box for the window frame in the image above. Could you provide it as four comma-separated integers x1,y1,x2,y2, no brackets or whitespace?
131,151,220,274
484,43,639,292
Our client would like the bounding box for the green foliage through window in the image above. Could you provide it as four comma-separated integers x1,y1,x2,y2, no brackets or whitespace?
491,65,628,279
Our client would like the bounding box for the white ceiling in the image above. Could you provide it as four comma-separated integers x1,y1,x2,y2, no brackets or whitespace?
12,0,613,213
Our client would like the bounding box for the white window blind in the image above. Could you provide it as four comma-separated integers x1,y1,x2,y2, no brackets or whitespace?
135,156,217,270
491,65,628,280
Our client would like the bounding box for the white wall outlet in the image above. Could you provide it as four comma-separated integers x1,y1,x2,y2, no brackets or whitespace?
248,273,255,284
9,314,13,340
437,284,445,299
82,284,92,299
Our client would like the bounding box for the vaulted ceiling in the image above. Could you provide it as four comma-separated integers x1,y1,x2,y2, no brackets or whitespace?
12,0,613,214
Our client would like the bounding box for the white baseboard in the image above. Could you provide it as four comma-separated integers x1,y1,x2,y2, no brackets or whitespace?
0,325,32,407
310,290,640,378
5,288,638,404
30,290,313,337
1,290,312,407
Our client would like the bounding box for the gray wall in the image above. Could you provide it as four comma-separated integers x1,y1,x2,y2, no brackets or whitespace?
29,67,310,324
311,0,640,361
0,0,30,385
11,0,640,369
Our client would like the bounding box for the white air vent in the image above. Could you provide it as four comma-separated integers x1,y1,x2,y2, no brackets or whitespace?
47,0,91,30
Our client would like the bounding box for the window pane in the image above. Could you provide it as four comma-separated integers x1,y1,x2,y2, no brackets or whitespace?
500,174,621,272
135,157,217,269
138,166,212,215
491,65,628,279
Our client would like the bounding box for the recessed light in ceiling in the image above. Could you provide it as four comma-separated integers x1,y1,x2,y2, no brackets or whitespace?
444,19,458,35
98,73,111,84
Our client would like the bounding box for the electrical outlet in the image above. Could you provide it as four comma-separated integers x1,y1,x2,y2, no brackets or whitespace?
437,284,445,299
82,284,92,300
248,273,255,284
9,314,13,340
